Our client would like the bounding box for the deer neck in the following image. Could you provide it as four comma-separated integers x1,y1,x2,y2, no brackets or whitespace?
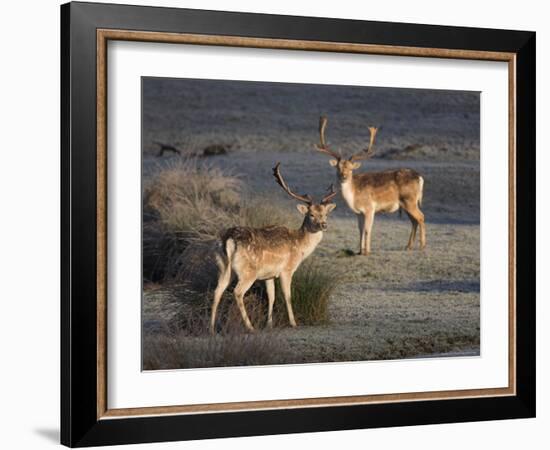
340,174,360,213
296,225,323,261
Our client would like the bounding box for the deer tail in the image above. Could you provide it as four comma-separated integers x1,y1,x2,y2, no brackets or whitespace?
224,238,236,263
418,176,424,207
215,235,236,277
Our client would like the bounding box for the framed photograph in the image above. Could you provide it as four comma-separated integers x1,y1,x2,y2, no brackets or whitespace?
61,1,535,447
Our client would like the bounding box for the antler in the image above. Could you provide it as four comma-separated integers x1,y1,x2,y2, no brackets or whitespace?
349,126,378,161
273,163,313,205
321,184,338,204
315,116,341,160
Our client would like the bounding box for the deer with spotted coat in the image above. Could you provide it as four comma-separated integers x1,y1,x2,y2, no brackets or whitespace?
315,116,426,255
210,163,337,333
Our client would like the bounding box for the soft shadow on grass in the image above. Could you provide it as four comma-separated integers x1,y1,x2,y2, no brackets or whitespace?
335,248,356,258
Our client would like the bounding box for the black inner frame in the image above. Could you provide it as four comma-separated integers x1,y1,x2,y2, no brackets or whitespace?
61,2,536,447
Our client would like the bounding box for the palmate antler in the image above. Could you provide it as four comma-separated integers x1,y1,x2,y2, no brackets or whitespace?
315,116,341,160
349,126,378,161
273,162,313,205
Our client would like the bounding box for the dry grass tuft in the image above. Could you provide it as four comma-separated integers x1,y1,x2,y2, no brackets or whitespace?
144,158,242,240
280,260,339,325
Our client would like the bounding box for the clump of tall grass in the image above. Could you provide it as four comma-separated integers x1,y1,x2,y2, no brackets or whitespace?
276,259,338,325
144,159,242,240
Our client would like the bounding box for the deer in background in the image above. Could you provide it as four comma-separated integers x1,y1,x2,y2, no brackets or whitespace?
211,163,337,333
315,116,426,255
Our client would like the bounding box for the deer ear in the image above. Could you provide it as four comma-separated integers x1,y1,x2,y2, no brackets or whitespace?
325,203,336,213
296,204,309,215
329,159,338,167
351,162,361,169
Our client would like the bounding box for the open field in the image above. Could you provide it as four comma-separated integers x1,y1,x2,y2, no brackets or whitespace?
142,78,480,370
143,78,480,161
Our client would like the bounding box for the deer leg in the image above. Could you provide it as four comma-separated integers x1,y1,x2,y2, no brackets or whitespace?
404,210,418,250
363,208,375,255
357,214,366,255
265,278,276,328
404,203,426,250
416,207,426,250
210,263,232,334
233,276,256,331
280,272,297,327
